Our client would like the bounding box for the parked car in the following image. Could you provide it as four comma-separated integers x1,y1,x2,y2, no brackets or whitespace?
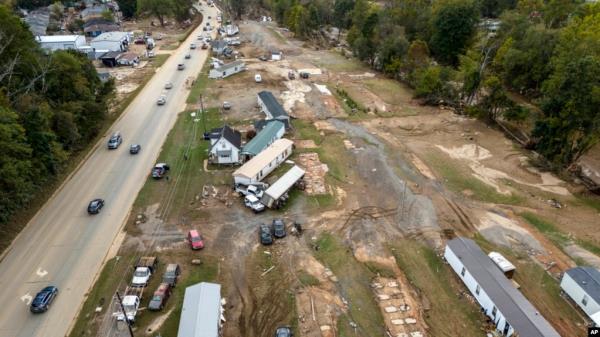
87,198,104,214
130,144,141,154
30,286,58,313
275,326,293,337
165,82,173,89
190,43,197,49
258,55,268,61
177,63,185,70
134,37,145,44
202,43,209,49
259,224,273,245
131,256,158,287
187,229,204,250
107,132,122,149
272,219,286,238
300,72,310,79
162,263,181,287
157,95,166,105
254,74,262,83
148,283,171,311
152,163,170,179
185,53,191,59
222,101,232,110
245,194,265,213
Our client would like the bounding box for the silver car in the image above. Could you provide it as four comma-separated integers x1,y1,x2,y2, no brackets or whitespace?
157,95,166,105
165,82,173,89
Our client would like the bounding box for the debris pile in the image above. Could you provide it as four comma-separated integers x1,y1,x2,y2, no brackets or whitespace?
372,277,427,337
298,153,329,195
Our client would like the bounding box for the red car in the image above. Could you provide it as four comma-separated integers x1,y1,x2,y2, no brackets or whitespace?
187,229,204,250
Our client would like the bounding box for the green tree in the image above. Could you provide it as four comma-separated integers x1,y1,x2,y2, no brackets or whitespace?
137,0,171,26
429,0,479,66
412,65,456,104
333,0,355,29
171,0,194,23
117,0,137,18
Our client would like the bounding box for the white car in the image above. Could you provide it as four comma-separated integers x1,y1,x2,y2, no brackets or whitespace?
131,267,152,287
244,195,265,213
190,43,197,49
254,74,262,83
157,95,166,105
165,82,173,89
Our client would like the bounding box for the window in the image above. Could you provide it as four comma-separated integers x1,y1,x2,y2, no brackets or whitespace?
492,306,497,318
460,267,466,277
582,295,588,306
222,71,226,76
475,285,480,295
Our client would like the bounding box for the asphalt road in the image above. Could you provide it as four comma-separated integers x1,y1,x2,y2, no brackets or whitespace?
0,4,219,337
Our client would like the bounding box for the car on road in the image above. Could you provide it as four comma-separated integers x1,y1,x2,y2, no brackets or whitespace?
129,144,141,154
202,43,209,49
275,326,293,337
187,229,204,250
259,224,273,245
272,219,286,238
148,283,171,311
157,95,167,105
165,82,173,89
30,286,58,313
87,198,104,214
162,263,181,287
190,43,197,49
177,63,185,70
152,163,170,179
185,53,191,59
107,132,122,149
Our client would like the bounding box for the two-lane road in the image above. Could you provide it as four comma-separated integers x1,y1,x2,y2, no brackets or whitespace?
0,4,219,337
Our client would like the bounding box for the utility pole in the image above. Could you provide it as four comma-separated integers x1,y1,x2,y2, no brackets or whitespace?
199,94,207,134
116,292,134,337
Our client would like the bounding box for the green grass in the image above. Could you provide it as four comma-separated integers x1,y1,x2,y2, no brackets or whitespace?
391,240,484,337
363,78,413,106
186,57,213,104
314,51,366,72
313,233,385,337
297,271,321,286
574,193,600,213
160,44,179,50
364,261,396,278
424,151,525,205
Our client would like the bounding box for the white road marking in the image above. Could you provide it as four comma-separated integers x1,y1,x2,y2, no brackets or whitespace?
36,268,48,277
21,293,32,305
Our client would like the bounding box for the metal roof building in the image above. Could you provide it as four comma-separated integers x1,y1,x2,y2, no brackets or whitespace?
177,282,222,337
233,139,293,186
444,237,560,337
261,165,305,208
561,267,600,325
242,120,285,157
257,91,289,121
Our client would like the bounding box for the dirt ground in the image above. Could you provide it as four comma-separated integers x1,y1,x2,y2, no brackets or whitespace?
91,18,600,337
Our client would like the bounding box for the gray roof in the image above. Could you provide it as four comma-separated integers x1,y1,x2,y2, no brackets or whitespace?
215,60,245,72
210,40,227,50
177,282,221,337
258,91,288,119
565,267,600,302
447,238,560,337
209,125,241,149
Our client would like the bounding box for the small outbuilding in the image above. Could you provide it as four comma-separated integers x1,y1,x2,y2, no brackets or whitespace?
117,52,139,66
233,139,294,186
91,31,130,52
36,35,87,52
241,120,285,159
560,267,600,326
177,282,223,337
257,91,290,127
208,60,246,79
207,125,242,165
488,252,516,279
261,165,305,208
99,51,121,67
271,50,283,61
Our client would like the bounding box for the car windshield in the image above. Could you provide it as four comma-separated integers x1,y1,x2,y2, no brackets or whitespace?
191,235,202,242
134,270,147,277
152,295,162,301
32,293,47,304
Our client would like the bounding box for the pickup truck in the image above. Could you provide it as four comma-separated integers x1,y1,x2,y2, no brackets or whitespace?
113,287,143,323
131,257,158,287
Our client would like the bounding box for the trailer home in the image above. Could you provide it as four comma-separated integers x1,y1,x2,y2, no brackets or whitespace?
232,139,293,186
261,165,305,208
560,267,600,326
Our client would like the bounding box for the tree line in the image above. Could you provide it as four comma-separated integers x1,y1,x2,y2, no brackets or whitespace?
0,5,114,225
260,0,599,168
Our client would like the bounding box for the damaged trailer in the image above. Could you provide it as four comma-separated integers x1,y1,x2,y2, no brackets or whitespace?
261,165,305,208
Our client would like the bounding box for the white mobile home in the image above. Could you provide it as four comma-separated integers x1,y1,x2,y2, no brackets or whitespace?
444,237,560,337
257,91,290,128
36,35,87,52
208,60,245,79
561,267,600,326
233,139,293,186
207,125,242,165
91,31,130,52
261,165,305,208
177,282,222,337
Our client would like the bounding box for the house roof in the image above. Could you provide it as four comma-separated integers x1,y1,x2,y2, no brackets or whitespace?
210,40,227,49
447,237,561,337
117,52,138,62
215,60,245,72
100,51,121,59
258,91,288,119
36,35,82,43
264,165,305,200
209,125,241,150
242,120,284,156
565,267,600,303
233,139,294,180
92,31,128,43
177,282,221,337
254,118,290,131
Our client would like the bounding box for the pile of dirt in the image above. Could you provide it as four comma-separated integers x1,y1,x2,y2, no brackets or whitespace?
477,211,544,253
297,153,329,195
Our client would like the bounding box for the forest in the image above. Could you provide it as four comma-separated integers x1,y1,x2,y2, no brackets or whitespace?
228,0,599,169
0,5,114,225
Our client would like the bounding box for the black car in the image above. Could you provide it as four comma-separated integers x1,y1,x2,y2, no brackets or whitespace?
87,198,104,214
272,219,286,238
30,286,58,313
275,326,293,337
130,144,141,154
259,224,273,245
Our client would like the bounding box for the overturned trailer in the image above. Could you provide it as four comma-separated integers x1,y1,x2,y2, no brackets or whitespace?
261,165,305,208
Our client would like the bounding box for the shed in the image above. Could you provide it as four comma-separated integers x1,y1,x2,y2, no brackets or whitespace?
177,282,222,337
444,237,560,337
261,165,305,208
257,91,290,126
233,139,294,186
100,51,121,67
561,267,600,325
208,60,246,79
91,31,129,52
241,120,285,158
36,35,87,52
271,50,283,61
208,125,242,165
117,52,139,66
488,252,516,279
